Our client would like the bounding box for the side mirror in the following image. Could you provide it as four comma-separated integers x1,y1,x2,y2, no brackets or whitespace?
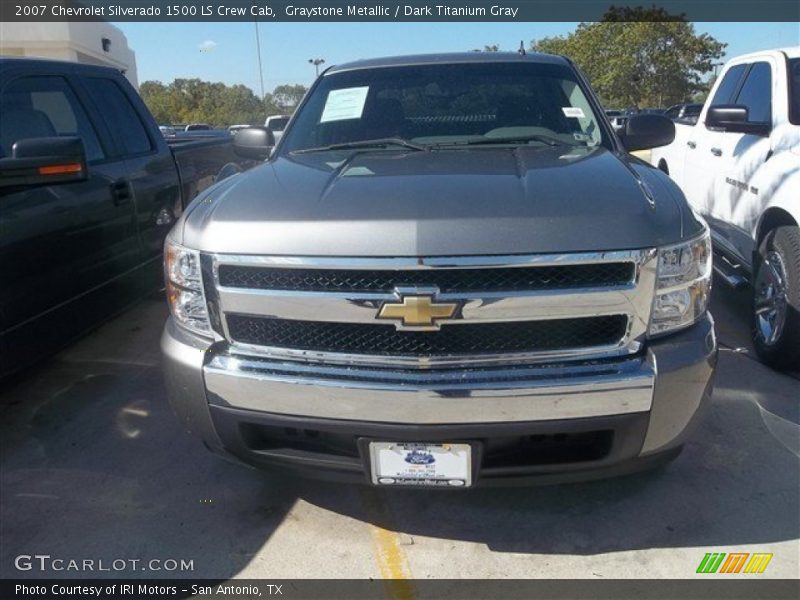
619,114,675,152
705,105,770,136
233,127,274,160
0,137,87,188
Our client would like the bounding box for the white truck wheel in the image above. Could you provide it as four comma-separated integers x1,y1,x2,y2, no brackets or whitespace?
752,225,800,370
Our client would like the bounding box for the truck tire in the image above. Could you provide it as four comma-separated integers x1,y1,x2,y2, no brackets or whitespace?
752,225,800,370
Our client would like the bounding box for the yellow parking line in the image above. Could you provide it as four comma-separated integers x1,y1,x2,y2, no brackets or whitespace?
361,489,415,600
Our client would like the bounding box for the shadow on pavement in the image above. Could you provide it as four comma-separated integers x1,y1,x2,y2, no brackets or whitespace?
0,306,299,580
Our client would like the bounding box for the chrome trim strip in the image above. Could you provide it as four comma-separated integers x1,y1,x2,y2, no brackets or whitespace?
212,250,647,270
216,285,638,323
203,353,655,424
208,249,658,368
226,340,640,369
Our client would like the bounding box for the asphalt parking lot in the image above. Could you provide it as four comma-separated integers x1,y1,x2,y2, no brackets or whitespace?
1,277,798,581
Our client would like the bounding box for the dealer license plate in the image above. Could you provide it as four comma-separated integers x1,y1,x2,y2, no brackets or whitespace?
369,442,472,487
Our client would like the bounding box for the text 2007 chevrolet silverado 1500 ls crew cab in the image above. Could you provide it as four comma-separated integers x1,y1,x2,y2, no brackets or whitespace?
651,48,800,370
162,53,718,487
0,58,255,376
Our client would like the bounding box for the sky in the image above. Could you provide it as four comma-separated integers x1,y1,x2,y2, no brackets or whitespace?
116,22,800,94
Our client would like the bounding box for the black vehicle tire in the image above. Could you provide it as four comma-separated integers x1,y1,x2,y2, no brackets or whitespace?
752,225,800,371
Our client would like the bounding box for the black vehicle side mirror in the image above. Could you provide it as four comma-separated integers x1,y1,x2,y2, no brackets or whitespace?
0,137,87,188
619,114,675,152
706,105,771,136
233,127,275,160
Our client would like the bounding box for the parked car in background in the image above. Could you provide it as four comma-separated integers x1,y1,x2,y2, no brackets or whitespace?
651,48,800,369
185,123,212,132
228,124,251,134
264,114,290,143
163,52,716,488
159,124,177,137
663,103,703,124
0,58,257,376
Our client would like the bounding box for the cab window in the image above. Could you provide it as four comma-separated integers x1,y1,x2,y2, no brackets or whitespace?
0,75,105,161
735,62,772,124
709,64,747,108
83,77,153,156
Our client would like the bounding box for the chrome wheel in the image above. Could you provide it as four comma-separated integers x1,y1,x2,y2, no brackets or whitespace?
754,250,788,347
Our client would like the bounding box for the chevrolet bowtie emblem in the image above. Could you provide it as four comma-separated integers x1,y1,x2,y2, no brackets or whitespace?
377,294,459,330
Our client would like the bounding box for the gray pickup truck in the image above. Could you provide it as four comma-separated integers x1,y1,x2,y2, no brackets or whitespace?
162,53,717,487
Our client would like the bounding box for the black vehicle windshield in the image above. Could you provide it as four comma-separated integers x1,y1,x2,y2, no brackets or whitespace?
282,61,608,154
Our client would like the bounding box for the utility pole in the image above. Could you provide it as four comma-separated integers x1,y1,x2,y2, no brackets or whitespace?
254,21,266,115
308,58,325,77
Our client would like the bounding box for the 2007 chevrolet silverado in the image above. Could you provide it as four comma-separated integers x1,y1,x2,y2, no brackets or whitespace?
162,53,717,487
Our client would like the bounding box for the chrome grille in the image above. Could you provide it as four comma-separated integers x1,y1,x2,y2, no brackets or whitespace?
208,251,658,368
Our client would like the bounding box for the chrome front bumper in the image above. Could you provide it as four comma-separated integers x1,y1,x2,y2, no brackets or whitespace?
163,312,716,473
203,353,655,424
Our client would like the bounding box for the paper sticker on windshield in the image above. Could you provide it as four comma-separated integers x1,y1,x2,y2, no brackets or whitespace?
562,107,585,119
320,87,369,123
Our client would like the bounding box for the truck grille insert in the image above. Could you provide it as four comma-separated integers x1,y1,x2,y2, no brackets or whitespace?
218,262,635,293
226,315,628,356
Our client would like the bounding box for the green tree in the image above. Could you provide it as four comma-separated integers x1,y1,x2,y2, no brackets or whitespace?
471,44,500,52
532,8,726,108
139,78,266,126
265,84,308,113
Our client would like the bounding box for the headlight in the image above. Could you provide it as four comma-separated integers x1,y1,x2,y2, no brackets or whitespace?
648,229,712,336
165,240,212,335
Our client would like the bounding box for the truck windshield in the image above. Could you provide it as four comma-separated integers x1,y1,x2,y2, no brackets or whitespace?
281,61,607,153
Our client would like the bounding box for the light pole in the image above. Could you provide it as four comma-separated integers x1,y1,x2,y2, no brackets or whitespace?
254,21,266,114
308,58,325,77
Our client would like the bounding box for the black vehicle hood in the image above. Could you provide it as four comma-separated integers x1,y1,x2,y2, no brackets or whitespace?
180,145,694,256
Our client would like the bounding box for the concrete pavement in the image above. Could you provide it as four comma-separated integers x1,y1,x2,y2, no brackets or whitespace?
1,279,798,582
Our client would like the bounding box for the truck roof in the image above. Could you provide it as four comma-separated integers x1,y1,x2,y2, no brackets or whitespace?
725,47,800,62
326,52,569,74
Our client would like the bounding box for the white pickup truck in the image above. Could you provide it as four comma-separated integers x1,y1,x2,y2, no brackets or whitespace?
651,48,800,370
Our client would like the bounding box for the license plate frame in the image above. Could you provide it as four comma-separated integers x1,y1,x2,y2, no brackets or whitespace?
368,441,473,488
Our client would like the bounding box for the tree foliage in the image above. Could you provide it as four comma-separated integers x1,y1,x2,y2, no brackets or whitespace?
139,80,307,126
531,9,726,108
472,44,500,52
266,84,308,112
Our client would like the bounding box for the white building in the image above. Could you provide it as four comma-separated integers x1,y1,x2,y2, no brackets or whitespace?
0,22,138,87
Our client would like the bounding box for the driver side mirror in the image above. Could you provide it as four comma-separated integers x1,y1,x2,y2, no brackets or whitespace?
0,137,87,188
619,114,675,152
233,126,275,160
705,105,771,136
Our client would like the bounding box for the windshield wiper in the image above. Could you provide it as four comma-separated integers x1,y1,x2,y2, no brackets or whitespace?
291,138,428,154
437,134,573,148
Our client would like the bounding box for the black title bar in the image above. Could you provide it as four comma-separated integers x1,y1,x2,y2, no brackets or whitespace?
3,579,800,600
1,1,799,22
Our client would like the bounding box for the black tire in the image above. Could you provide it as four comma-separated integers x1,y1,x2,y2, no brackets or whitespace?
752,225,800,370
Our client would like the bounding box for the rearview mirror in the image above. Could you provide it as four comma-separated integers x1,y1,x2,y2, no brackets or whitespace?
619,114,675,152
0,137,87,188
705,105,770,136
233,127,274,160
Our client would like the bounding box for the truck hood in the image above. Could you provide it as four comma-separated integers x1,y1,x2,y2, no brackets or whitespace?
180,145,689,256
